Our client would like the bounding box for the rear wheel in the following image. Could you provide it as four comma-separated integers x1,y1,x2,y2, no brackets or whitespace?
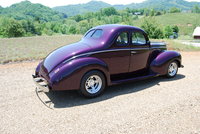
166,61,178,78
80,71,106,98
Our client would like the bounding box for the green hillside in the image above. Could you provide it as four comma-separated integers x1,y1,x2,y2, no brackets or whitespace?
0,0,199,38
132,13,200,36
127,0,200,10
53,1,111,16
0,1,67,22
53,0,200,16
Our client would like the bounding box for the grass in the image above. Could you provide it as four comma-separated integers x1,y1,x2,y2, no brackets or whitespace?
152,39,200,51
0,35,200,64
133,13,200,36
0,35,82,64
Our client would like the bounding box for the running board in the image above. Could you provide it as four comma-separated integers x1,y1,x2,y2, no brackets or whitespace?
111,74,158,85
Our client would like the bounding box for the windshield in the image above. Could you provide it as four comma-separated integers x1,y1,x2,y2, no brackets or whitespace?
84,29,103,39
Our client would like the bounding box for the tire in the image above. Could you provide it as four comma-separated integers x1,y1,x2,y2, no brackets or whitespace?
166,61,178,78
79,71,106,98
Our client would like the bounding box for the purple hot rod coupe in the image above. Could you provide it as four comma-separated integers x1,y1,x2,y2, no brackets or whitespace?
33,24,183,98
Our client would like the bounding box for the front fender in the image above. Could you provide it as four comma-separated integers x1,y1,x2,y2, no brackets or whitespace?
49,57,110,91
150,50,182,75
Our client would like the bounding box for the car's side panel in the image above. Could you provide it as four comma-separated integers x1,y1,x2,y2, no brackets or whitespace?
92,48,131,75
129,48,150,72
150,51,181,75
48,57,110,91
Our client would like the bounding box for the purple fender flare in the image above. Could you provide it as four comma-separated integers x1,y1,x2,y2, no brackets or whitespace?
48,57,110,91
150,51,182,75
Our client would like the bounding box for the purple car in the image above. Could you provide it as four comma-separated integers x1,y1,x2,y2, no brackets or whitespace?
33,24,183,98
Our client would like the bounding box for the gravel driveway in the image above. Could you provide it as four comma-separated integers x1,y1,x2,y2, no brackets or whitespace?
0,52,200,134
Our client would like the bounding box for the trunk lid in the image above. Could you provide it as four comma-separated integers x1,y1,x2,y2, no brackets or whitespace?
42,42,91,73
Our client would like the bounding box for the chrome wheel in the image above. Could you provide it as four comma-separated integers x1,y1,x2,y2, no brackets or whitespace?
85,75,102,94
168,62,178,77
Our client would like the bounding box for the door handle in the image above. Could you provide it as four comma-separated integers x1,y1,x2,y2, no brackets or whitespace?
131,51,136,54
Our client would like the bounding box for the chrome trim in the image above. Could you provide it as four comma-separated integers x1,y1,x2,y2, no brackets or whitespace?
151,47,166,49
63,48,150,64
131,51,137,54
32,75,49,92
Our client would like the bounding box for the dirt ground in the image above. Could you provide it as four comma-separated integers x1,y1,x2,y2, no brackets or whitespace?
0,52,200,134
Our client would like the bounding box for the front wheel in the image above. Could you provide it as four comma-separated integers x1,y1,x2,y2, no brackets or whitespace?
80,71,106,98
166,61,178,78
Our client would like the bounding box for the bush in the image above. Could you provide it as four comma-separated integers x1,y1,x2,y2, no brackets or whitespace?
172,25,179,33
102,7,118,16
164,25,173,38
0,18,25,37
164,25,179,38
170,7,181,13
192,5,200,13
141,18,163,39
69,26,76,34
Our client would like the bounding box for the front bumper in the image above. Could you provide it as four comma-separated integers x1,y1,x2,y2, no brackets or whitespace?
32,75,50,92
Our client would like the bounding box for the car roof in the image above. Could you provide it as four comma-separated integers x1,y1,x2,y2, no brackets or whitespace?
93,24,144,32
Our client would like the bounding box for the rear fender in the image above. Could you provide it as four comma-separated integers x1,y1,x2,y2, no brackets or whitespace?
150,51,181,75
35,61,42,76
49,57,110,90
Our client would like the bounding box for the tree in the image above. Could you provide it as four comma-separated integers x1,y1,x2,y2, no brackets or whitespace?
141,18,163,39
22,20,36,35
155,11,162,16
1,18,25,37
170,7,181,13
192,5,200,13
144,8,150,16
164,26,173,38
150,9,155,16
172,25,179,33
102,7,118,16
74,15,82,22
69,26,76,34
60,25,68,34
34,22,42,35
51,23,61,33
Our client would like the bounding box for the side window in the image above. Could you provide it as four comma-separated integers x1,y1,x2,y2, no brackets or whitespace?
116,32,128,46
132,32,146,45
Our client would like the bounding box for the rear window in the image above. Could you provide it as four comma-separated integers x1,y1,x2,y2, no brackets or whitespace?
85,29,95,38
85,29,103,39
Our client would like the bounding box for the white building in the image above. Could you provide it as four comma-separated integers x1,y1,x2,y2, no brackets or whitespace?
193,27,200,39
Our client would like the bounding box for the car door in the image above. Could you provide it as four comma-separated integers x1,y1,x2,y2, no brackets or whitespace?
103,31,131,75
129,31,150,73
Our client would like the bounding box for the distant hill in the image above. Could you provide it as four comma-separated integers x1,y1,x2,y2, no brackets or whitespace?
53,1,111,16
126,0,200,10
53,0,200,16
0,1,67,22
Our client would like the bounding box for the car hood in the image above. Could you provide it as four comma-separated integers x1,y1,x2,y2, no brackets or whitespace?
150,42,167,48
43,41,92,73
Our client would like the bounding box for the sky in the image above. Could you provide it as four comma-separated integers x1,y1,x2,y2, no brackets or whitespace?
0,0,200,8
